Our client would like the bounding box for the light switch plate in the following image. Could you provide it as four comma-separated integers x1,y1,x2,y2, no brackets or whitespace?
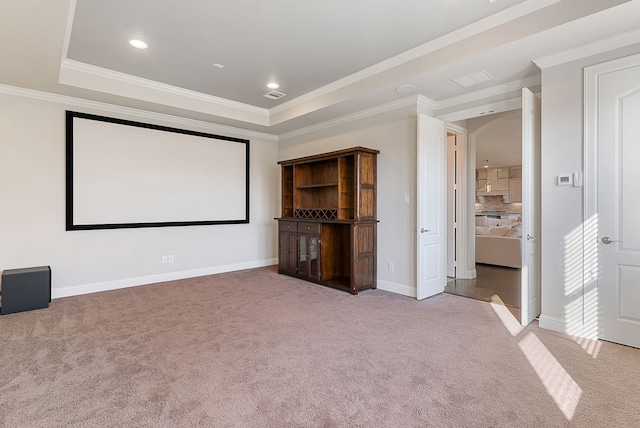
573,172,583,187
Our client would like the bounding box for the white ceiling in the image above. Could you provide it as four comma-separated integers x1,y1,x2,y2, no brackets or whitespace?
1,0,639,136
66,0,529,108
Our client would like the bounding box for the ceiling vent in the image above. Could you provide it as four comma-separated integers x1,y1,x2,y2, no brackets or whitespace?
452,70,495,88
263,90,287,100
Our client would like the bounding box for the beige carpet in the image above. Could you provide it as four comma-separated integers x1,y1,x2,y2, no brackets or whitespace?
1,266,638,427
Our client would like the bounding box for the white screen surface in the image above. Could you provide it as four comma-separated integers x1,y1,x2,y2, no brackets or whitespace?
67,112,249,229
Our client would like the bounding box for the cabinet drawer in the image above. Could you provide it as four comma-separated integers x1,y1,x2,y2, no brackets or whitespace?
279,220,298,232
298,222,321,234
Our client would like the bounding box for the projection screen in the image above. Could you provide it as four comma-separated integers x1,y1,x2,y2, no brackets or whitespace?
66,111,249,230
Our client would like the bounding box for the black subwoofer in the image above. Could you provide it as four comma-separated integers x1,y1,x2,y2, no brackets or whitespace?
1,266,51,315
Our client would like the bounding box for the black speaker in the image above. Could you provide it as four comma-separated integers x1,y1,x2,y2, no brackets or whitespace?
1,266,51,315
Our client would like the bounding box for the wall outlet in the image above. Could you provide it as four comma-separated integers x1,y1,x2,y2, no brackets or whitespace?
162,256,168,264
388,262,395,272
168,255,174,263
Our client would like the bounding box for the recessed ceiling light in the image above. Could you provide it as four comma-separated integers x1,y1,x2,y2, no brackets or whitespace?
129,39,148,49
267,82,280,89
213,63,225,69
395,84,417,94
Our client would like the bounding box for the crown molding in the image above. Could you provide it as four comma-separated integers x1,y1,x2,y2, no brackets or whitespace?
60,59,270,124
0,83,278,141
435,75,540,110
61,0,77,65
533,28,640,69
417,95,438,112
271,0,560,115
435,97,522,123
60,59,267,114
278,95,421,140
278,79,529,140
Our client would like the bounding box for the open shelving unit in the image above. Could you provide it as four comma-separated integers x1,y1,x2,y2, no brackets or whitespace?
276,147,379,294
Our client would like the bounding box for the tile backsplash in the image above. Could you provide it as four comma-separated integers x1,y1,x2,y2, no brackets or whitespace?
475,196,522,213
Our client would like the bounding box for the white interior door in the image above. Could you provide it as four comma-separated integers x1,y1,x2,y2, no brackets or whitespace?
521,88,541,325
417,114,447,300
595,56,640,349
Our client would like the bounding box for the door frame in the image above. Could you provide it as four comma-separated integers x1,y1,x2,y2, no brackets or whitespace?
446,124,471,279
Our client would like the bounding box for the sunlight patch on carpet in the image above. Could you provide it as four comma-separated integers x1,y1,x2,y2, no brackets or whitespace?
571,335,602,359
518,332,582,420
489,294,523,337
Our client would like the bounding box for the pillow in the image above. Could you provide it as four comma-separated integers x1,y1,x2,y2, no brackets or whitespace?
475,216,488,226
486,218,500,227
489,226,511,236
499,219,518,226
506,226,522,238
475,226,492,235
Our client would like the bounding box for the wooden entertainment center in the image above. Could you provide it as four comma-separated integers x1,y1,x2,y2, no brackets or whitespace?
276,147,379,294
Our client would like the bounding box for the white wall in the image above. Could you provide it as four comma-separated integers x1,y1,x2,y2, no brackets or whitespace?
0,89,279,297
279,106,418,296
539,43,640,336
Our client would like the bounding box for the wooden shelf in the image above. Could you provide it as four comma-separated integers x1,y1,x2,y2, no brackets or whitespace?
277,147,379,294
295,183,338,189
322,276,351,290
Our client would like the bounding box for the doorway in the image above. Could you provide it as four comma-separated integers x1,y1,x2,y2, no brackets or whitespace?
417,89,541,325
445,111,523,316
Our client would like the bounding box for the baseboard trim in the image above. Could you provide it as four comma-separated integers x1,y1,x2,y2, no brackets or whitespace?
52,259,278,299
377,280,415,298
538,314,566,333
457,269,477,280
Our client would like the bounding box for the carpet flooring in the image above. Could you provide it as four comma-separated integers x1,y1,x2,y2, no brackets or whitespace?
1,266,638,427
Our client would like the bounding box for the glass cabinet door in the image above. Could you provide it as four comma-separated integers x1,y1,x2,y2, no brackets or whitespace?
309,236,319,279
297,234,320,280
299,235,308,276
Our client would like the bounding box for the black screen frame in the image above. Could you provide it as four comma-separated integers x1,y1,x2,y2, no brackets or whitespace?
65,111,250,231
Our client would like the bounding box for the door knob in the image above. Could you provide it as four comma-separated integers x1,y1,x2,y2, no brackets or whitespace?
601,236,619,245
421,228,430,233
526,234,536,241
